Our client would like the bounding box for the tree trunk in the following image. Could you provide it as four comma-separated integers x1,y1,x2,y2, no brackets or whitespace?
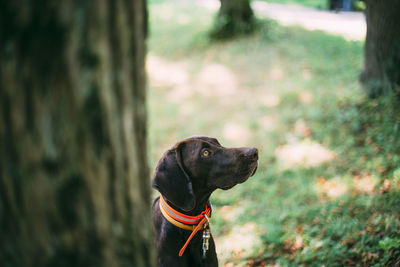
0,1,154,267
360,0,400,98
211,0,255,39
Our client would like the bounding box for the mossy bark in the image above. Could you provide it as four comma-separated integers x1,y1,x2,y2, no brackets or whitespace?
211,0,255,39
0,1,154,267
360,0,400,98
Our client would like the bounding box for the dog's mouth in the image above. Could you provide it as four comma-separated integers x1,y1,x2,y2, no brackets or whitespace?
220,160,258,190
221,184,236,190
250,161,258,177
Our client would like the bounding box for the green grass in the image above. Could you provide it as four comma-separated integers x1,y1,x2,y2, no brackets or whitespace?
260,0,328,9
148,2,400,266
260,0,366,11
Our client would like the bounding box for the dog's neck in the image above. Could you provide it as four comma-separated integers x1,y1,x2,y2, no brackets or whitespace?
166,189,213,216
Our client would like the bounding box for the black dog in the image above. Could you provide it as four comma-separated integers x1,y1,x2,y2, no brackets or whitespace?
152,136,258,267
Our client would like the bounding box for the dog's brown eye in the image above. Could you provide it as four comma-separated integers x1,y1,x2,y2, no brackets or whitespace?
202,150,210,157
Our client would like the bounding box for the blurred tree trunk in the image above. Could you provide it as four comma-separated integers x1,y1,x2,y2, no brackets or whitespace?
360,0,400,98
211,0,255,39
0,1,154,267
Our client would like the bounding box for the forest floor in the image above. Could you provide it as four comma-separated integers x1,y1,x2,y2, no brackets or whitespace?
196,0,366,41
147,1,400,266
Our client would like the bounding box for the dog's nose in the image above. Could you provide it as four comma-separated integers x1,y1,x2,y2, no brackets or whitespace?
244,148,258,160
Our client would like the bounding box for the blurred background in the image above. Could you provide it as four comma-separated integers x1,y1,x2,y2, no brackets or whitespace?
1,0,399,266
147,0,400,266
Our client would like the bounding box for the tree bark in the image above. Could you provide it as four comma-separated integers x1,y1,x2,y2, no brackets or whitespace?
360,0,400,98
211,0,255,39
0,1,154,267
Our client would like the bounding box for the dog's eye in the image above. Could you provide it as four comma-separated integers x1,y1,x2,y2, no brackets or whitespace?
202,150,210,157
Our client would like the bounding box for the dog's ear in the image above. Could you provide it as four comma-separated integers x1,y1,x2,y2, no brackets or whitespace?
152,142,195,211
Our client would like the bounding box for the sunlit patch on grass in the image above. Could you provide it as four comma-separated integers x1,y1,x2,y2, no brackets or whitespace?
258,115,277,132
196,0,220,10
177,14,191,25
269,67,284,80
379,175,400,194
152,3,175,20
275,139,335,169
167,84,194,103
315,177,348,199
197,63,238,96
353,174,378,194
219,205,242,223
147,54,189,87
223,123,253,144
302,69,312,81
293,119,311,137
259,94,280,107
283,235,304,254
215,223,264,266
298,91,313,103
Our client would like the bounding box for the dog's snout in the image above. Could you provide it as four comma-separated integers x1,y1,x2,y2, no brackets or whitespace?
244,148,258,160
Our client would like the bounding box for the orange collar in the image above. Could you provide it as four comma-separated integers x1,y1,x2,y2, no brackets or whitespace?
159,195,212,256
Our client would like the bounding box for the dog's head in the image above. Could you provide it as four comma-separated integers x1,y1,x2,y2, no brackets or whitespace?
152,136,258,211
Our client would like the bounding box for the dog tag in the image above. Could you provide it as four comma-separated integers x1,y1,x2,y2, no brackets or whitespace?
202,228,211,259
